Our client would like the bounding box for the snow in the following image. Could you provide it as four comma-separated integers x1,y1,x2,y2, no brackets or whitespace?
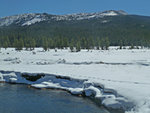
52,11,119,21
0,47,150,112
0,73,4,82
101,20,109,23
0,13,47,26
22,17,45,26
84,85,102,97
0,15,20,26
101,11,118,16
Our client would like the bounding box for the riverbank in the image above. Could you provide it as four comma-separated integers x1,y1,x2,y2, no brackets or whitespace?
0,70,133,113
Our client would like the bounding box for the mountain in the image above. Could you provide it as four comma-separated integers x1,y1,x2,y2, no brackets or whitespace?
0,10,127,27
0,10,150,48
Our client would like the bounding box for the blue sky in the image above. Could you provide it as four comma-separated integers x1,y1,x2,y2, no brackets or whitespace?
0,0,150,17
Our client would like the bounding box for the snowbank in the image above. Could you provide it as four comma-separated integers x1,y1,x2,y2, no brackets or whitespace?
0,47,150,113
0,70,133,111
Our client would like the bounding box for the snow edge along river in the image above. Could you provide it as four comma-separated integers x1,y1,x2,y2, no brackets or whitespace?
0,70,134,112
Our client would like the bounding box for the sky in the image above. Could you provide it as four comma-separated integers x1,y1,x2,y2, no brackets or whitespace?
0,0,150,17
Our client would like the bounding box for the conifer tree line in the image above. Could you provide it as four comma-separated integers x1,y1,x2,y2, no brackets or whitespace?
0,35,150,51
0,35,111,51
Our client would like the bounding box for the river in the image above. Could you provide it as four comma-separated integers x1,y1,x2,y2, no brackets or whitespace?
0,83,123,113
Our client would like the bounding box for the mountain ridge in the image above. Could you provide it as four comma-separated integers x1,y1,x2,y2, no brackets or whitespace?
0,10,128,27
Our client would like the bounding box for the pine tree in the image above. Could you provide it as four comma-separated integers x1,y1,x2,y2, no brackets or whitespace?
42,38,48,51
119,40,123,49
95,38,100,50
100,38,105,50
0,40,1,51
63,37,69,49
69,42,74,52
30,39,36,50
13,38,23,51
76,41,81,52
18,38,24,50
85,39,90,51
129,44,134,49
105,37,110,50
3,41,8,50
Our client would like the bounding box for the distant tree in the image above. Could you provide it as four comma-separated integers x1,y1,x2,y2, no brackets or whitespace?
85,39,90,51
42,38,48,51
18,39,24,51
105,37,110,50
100,38,105,50
3,41,8,50
89,37,94,49
13,38,23,51
119,40,123,49
129,44,135,49
95,38,100,50
69,42,74,52
100,38,110,50
47,38,54,49
0,40,1,51
30,39,36,50
136,46,139,49
75,41,81,52
63,37,69,49
5,36,10,47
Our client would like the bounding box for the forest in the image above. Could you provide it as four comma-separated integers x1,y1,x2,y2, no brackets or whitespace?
0,15,150,51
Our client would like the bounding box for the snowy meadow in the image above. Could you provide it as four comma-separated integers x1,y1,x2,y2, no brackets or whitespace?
0,47,150,113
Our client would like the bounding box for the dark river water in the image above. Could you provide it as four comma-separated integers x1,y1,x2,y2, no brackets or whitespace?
0,83,123,113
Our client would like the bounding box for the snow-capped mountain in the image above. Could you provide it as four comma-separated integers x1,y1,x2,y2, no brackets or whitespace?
0,10,127,27
51,10,127,21
0,13,48,26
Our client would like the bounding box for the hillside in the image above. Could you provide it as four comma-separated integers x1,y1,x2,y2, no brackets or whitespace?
0,10,150,49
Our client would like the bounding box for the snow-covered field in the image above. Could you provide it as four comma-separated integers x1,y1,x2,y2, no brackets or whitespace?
0,47,150,113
